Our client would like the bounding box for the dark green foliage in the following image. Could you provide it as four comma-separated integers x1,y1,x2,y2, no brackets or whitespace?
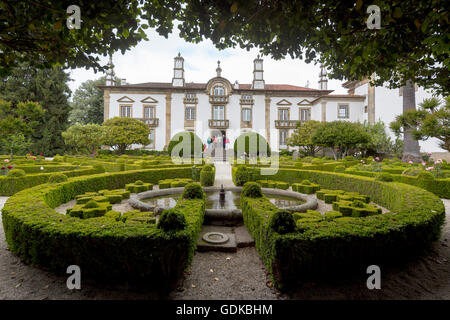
84,200,99,208
0,62,71,155
93,163,105,173
241,168,445,291
375,172,394,182
48,173,68,184
200,165,215,186
168,131,203,158
191,165,201,182
157,209,187,232
234,165,250,186
233,132,270,157
182,182,205,200
242,182,263,198
269,210,296,234
7,169,26,177
1,167,205,288
334,165,346,172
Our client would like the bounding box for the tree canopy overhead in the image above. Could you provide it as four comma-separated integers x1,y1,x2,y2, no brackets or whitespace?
178,0,449,95
2,1,448,94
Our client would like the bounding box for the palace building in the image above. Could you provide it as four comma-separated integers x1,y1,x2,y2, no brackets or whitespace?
99,53,441,153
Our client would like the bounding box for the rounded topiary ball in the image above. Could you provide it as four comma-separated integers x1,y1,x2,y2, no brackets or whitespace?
48,173,68,184
157,209,187,232
242,181,263,198
93,163,105,173
135,180,144,185
334,165,346,173
234,165,250,186
7,169,26,177
84,200,99,209
182,182,205,200
269,210,296,234
301,179,311,185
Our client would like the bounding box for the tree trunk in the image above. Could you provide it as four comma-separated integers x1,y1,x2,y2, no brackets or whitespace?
401,80,421,162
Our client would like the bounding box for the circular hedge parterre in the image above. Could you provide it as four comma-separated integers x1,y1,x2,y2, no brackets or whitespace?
1,166,205,289
239,168,446,291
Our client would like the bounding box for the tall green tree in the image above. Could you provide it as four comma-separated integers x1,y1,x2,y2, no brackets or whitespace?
0,100,45,158
69,77,121,124
287,120,323,156
0,62,72,155
359,121,403,157
102,117,150,154
390,97,450,152
62,124,106,156
312,121,370,159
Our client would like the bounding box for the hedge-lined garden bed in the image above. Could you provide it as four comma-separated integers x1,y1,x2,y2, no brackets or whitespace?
0,166,101,196
1,166,204,289
240,169,445,291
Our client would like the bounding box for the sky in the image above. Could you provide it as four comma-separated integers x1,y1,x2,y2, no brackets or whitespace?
67,27,348,98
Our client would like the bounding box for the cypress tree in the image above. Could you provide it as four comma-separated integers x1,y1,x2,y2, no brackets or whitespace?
0,62,71,155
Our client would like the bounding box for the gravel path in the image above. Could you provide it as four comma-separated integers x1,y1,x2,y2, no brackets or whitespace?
1,194,449,300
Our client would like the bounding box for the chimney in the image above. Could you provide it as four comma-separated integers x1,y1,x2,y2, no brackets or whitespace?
318,64,328,90
172,52,185,87
234,80,239,89
252,54,265,89
216,60,222,77
105,54,116,86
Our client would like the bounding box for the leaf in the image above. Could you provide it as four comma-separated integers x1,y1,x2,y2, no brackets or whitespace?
393,7,402,19
230,2,238,13
355,0,363,11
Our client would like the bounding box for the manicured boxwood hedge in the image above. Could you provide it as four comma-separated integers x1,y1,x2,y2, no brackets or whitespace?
344,169,450,198
240,169,445,291
1,166,203,289
0,166,101,196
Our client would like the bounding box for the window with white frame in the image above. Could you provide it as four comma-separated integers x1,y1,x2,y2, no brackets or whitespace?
278,108,289,120
185,106,196,120
212,85,225,96
300,108,311,121
185,92,196,99
212,105,225,120
241,107,251,122
279,129,289,147
338,104,349,119
143,106,155,119
241,94,252,100
120,105,132,118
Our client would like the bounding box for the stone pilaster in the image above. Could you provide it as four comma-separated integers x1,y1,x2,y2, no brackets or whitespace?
103,90,110,122
368,82,375,124
321,101,327,122
165,93,172,149
265,96,271,142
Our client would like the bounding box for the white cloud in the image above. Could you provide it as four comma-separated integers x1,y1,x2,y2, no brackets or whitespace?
68,28,347,97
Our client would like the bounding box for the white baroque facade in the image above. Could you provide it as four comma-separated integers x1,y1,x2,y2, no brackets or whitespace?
99,53,443,153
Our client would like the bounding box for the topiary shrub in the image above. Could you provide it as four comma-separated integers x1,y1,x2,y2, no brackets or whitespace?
269,210,296,234
157,209,187,232
93,163,105,173
191,166,201,182
233,132,271,157
200,165,215,186
294,161,303,168
301,179,311,185
344,156,354,161
7,169,26,177
135,180,144,185
375,172,393,182
182,182,205,200
234,165,250,186
242,182,263,198
334,165,346,173
402,167,421,176
418,170,434,182
48,173,68,184
168,131,203,158
84,200,100,209
53,155,64,162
